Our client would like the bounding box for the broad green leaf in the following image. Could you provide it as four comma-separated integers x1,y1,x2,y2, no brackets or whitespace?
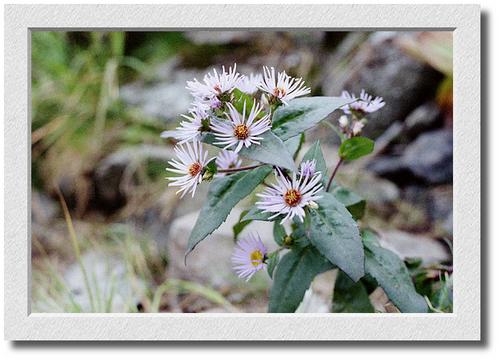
284,134,305,159
268,246,334,312
338,136,374,161
362,231,428,313
241,206,274,222
301,140,328,185
185,165,272,257
273,221,287,246
331,186,366,220
332,270,374,313
308,192,364,281
232,210,252,240
272,97,350,141
232,89,258,116
266,252,280,279
202,131,296,171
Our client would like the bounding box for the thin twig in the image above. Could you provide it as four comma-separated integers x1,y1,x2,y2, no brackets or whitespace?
326,158,344,192
218,164,263,173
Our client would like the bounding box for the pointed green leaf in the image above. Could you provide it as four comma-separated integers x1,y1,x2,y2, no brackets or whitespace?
332,270,374,313
308,192,364,281
202,131,296,171
339,136,374,161
284,134,305,159
185,165,272,257
272,97,350,141
241,206,274,222
232,210,252,240
362,231,429,313
331,186,366,220
269,246,334,312
273,221,287,246
266,252,280,279
301,140,328,185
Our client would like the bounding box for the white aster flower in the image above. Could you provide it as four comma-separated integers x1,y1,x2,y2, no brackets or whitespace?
210,101,271,153
237,73,263,94
352,121,365,136
186,64,241,101
338,115,349,129
161,111,206,144
258,66,311,105
256,169,324,224
231,233,267,282
216,149,242,170
166,141,210,198
300,159,317,178
341,89,385,115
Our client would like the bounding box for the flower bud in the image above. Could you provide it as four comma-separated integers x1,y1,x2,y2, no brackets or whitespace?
338,115,349,128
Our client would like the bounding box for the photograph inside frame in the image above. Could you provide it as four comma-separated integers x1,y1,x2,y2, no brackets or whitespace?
30,30,453,314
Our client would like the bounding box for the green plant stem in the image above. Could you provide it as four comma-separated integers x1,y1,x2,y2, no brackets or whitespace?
326,158,344,192
218,164,263,173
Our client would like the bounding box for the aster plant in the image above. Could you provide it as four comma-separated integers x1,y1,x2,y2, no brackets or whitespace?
162,65,428,313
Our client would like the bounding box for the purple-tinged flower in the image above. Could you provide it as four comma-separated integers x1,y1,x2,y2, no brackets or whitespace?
237,73,263,94
256,169,323,224
300,159,317,178
166,141,210,198
186,64,241,100
258,66,311,105
161,111,205,144
210,100,271,153
216,149,242,170
341,89,385,115
231,233,267,281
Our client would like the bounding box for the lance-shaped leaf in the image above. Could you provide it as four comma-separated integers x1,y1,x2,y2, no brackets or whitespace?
268,246,334,313
185,165,272,257
308,192,364,281
362,231,429,313
241,206,275,222
272,97,350,141
338,136,374,161
331,186,366,220
301,140,328,186
332,270,374,313
284,134,305,159
202,131,296,171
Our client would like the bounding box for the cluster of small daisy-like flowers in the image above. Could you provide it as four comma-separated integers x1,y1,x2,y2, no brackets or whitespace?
339,89,385,137
163,64,311,199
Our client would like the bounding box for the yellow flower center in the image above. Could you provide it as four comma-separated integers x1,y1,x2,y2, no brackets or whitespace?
284,189,302,207
188,162,202,177
250,250,264,267
234,124,250,140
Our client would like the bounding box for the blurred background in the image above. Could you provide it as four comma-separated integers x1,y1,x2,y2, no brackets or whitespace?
31,31,453,313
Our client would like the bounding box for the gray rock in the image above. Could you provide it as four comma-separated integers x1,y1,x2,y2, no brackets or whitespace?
401,129,453,184
94,145,175,211
404,102,442,138
378,230,451,265
63,251,147,312
322,32,443,138
368,129,453,185
120,59,205,122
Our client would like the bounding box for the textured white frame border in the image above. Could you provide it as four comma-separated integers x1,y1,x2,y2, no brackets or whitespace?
4,4,480,341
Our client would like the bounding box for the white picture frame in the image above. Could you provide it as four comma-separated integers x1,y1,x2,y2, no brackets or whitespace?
4,4,480,341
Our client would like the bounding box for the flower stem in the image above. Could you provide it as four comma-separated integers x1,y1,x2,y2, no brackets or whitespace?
218,164,263,173
326,158,344,192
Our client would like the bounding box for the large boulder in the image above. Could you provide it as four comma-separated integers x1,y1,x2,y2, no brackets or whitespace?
322,32,443,138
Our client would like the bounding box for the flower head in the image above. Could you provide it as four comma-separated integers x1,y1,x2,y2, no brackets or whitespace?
341,89,385,115
300,159,317,178
237,73,263,94
231,233,267,281
186,64,241,101
352,121,365,136
211,100,271,153
216,149,242,170
166,141,210,198
161,110,207,144
258,66,311,105
256,169,324,224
